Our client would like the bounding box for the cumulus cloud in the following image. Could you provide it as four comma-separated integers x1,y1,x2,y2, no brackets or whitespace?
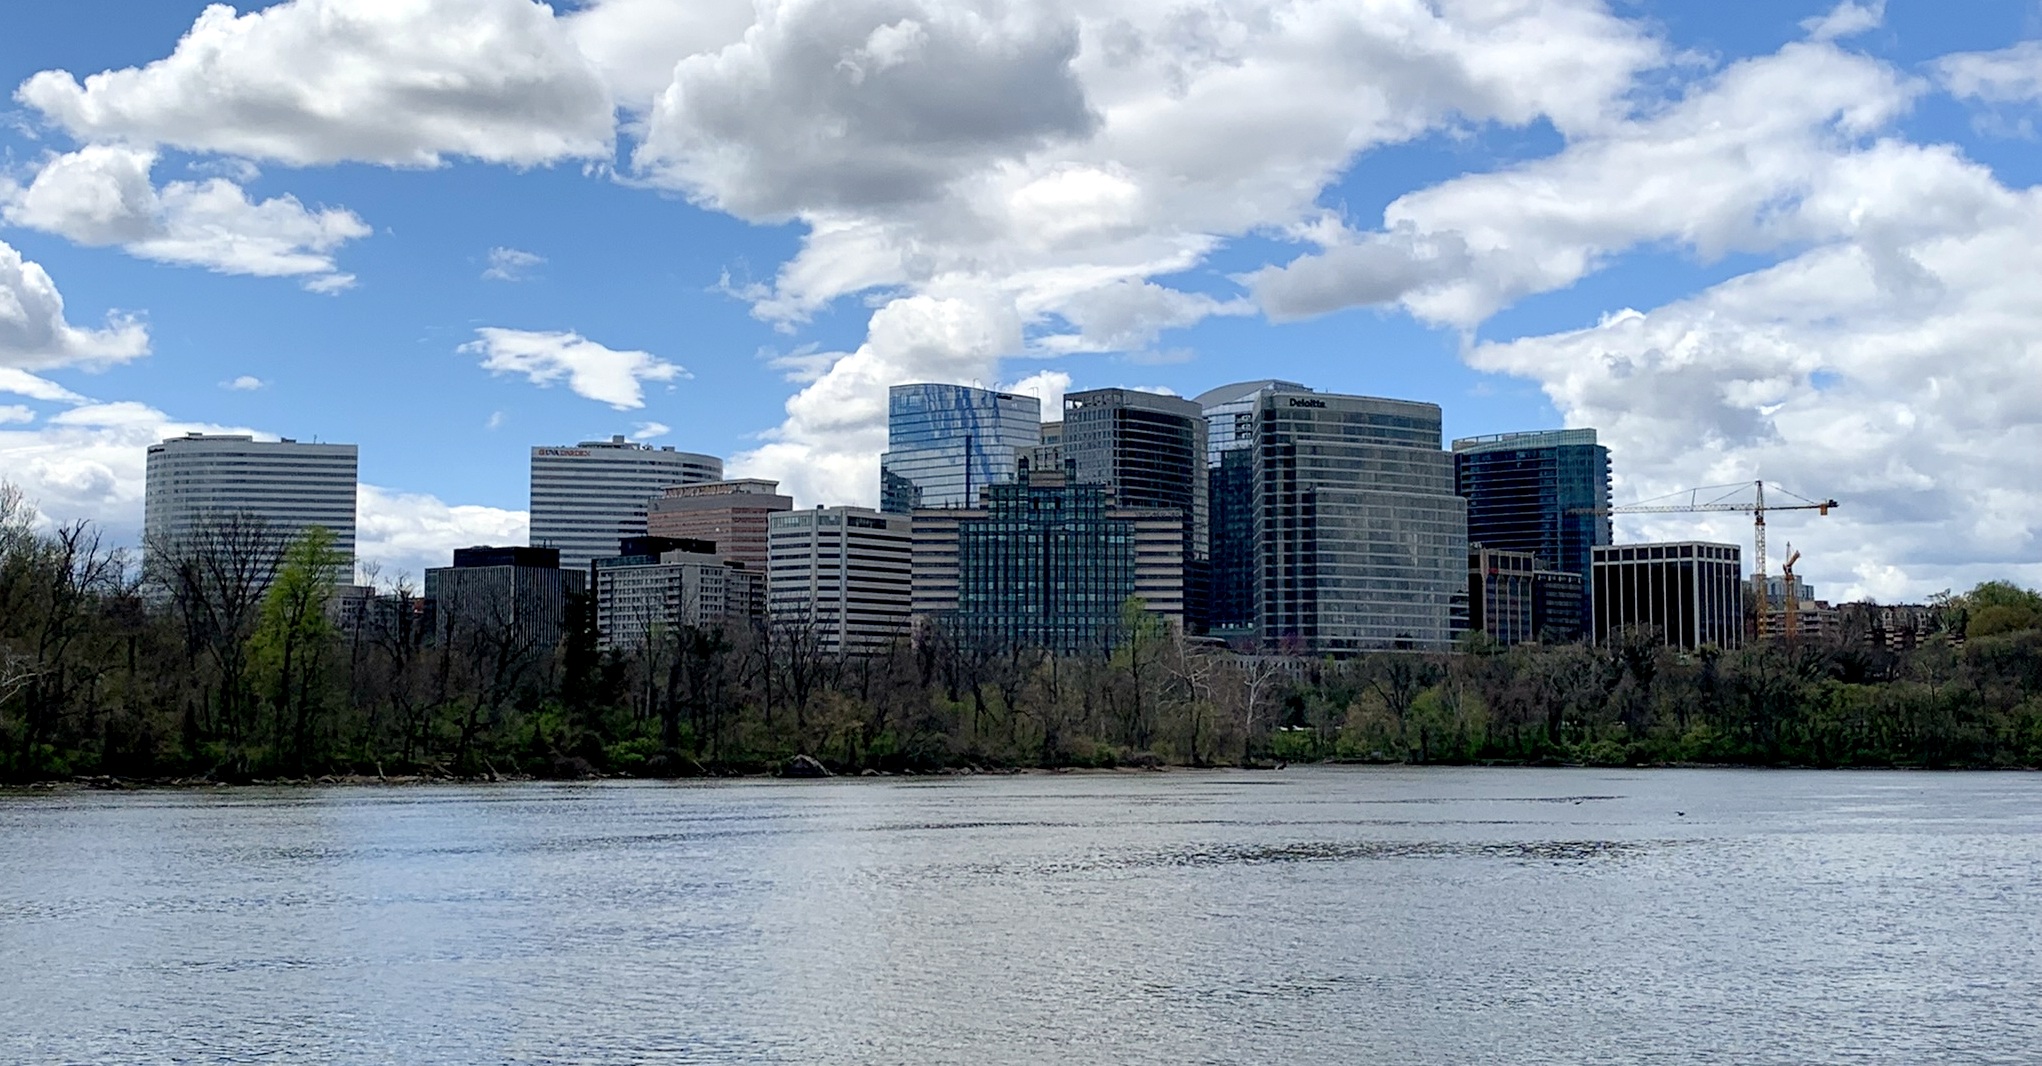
565,0,755,108
704,0,1663,502
630,421,670,440
0,238,150,371
15,0,613,168
1467,140,2042,600
1250,41,1919,326
221,375,265,391
463,327,688,409
1801,1,1884,43
482,246,545,281
355,484,529,581
1936,41,2042,105
3,145,367,289
0,405,34,425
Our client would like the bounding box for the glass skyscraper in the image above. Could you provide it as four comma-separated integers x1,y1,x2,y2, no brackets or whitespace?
1452,428,1612,637
880,384,1042,512
1196,380,1313,634
1252,391,1467,652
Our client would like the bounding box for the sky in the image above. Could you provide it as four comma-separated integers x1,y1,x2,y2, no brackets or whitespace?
0,0,2038,601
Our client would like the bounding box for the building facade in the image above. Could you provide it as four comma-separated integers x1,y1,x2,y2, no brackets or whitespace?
645,478,793,572
1591,542,1744,649
911,469,1185,655
529,436,723,571
1453,428,1612,636
1252,391,1467,652
591,538,760,652
879,384,1041,512
1468,547,1537,646
1063,387,1208,631
767,507,914,656
144,433,359,579
425,545,586,653
1196,380,1315,635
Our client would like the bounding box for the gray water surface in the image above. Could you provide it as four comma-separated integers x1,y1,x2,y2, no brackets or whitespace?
3,768,2039,1065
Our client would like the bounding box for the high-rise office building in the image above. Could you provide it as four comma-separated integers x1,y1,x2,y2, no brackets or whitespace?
425,546,586,653
645,478,793,572
911,464,1185,654
144,433,359,577
1197,380,1314,634
530,436,722,571
879,384,1041,512
1063,388,1208,629
1591,542,1743,649
1452,429,1611,638
1252,391,1467,652
767,507,914,656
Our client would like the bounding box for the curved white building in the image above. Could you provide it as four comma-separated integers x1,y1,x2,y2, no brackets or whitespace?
529,436,722,570
144,432,359,575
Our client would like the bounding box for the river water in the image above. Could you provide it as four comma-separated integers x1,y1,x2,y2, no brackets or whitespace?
3,768,2038,1065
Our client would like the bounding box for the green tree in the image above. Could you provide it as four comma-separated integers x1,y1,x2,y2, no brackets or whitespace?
250,526,343,772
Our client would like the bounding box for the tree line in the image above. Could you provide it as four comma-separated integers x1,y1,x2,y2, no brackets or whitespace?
3,483,2039,782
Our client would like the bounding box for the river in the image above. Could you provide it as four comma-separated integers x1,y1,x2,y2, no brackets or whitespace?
3,768,2038,1064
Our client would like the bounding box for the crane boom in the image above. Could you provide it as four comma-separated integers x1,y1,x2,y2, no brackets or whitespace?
1570,481,1839,643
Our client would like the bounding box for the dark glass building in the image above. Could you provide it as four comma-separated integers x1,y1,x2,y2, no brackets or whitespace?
1592,542,1743,649
1252,391,1466,652
879,384,1041,512
1452,428,1612,638
1196,380,1313,635
1062,387,1208,630
912,464,1186,655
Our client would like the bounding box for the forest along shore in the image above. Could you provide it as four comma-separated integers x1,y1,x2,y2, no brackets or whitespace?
4,483,2041,783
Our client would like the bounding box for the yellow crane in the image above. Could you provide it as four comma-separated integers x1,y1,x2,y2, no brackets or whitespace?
1573,481,1839,640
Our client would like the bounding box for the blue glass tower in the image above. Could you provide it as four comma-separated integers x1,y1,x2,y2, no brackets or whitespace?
1452,429,1612,639
880,384,1042,512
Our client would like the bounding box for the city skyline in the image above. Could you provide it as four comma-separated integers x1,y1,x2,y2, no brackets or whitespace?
2,0,2038,603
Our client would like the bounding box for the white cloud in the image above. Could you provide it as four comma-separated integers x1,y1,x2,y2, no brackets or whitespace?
486,410,507,430
0,368,91,404
3,145,368,290
220,375,265,391
0,238,150,370
1936,40,2042,105
483,246,545,282
695,0,1663,501
0,405,34,424
630,421,670,440
356,484,529,580
565,0,755,109
462,326,688,409
15,0,613,168
1249,41,1920,326
1801,1,1884,43
1001,369,1070,421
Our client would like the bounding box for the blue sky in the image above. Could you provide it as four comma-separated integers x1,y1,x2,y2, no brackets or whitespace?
0,0,2038,600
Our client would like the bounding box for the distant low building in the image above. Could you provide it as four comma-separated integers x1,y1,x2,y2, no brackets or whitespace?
425,545,585,653
590,536,761,652
1468,547,1536,646
1591,542,1743,649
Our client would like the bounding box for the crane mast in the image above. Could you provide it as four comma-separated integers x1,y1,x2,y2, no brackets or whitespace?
1571,480,1837,644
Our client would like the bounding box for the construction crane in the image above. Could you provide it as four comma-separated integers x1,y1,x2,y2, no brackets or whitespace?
1572,481,1839,640
1781,545,1803,642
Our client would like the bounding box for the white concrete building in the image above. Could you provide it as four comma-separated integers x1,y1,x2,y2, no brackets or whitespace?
144,433,358,575
768,507,913,657
592,547,760,652
529,436,722,570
